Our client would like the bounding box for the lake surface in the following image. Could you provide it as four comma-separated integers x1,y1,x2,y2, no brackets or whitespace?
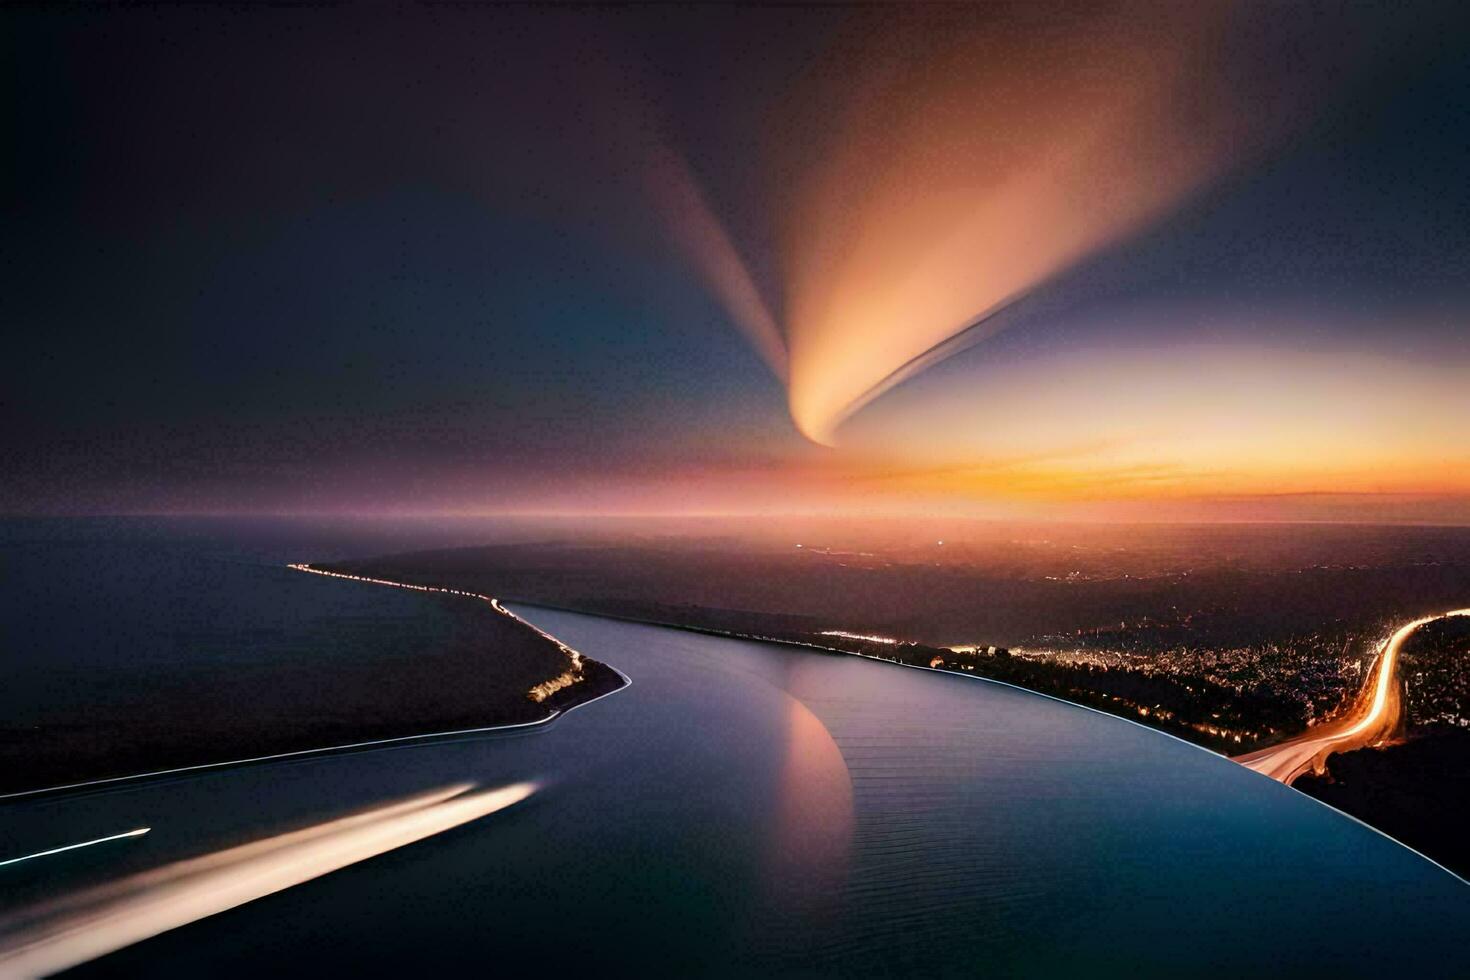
0,519,521,737
2,519,1468,977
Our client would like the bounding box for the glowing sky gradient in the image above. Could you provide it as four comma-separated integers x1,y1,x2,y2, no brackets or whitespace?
5,3,1469,521
773,4,1322,444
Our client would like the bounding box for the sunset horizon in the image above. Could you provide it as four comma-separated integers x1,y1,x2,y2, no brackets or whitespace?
5,2,1470,976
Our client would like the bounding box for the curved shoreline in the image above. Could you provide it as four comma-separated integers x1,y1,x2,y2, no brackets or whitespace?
0,671,631,803
509,601,1470,887
288,564,631,715
9,573,1462,892
507,600,1260,763
0,566,630,803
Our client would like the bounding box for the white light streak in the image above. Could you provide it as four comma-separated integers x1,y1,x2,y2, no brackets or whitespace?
0,783,534,977
0,829,150,870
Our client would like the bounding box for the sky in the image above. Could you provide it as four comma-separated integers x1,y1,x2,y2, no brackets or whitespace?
4,2,1469,521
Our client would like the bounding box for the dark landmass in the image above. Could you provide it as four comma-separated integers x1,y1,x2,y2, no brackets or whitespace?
323,538,1335,753
323,517,1470,762
523,598,1296,754
321,522,1470,650
1293,617,1470,878
0,587,623,797
1296,731,1470,880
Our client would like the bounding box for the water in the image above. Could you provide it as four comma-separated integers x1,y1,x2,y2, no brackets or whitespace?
0,517,564,781
1,519,1467,977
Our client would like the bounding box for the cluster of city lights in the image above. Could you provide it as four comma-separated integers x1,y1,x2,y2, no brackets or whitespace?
818,630,902,646
528,670,583,704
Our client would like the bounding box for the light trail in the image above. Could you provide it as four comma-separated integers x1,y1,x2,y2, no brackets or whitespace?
1235,608,1470,784
818,630,901,646
0,829,150,870
0,782,535,977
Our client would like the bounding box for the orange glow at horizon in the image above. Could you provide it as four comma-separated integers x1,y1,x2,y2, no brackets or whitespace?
634,8,1431,506
832,343,1470,506
589,6,1470,523
527,338,1470,516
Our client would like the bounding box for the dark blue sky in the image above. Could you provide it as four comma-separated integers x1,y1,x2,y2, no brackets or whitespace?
4,3,1467,517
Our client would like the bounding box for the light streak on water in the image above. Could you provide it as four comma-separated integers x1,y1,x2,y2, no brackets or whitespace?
0,782,536,978
0,829,150,870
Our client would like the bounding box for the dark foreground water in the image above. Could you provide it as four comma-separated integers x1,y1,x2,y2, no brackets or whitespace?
2,519,1468,977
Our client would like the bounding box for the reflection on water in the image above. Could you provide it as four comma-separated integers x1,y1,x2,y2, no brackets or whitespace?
766,690,853,922
2,524,1469,977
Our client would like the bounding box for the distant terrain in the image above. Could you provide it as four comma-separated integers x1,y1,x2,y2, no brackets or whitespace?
325,520,1470,755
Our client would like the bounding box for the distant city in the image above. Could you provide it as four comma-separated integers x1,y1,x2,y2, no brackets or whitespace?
322,519,1470,758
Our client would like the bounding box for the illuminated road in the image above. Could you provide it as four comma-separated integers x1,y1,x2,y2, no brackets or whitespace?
1235,608,1470,784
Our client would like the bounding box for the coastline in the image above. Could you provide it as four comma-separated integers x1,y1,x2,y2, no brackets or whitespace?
1,565,629,802
144,558,1462,889
507,600,1470,888
300,570,1235,749
296,550,1337,758
0,662,631,803
313,543,1308,754
483,598,1273,753
286,564,626,707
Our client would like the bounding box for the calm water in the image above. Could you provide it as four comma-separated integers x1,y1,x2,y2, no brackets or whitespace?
2,519,1468,977
0,519,513,729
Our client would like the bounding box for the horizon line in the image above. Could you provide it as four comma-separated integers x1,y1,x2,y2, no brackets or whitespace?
5,511,1470,529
